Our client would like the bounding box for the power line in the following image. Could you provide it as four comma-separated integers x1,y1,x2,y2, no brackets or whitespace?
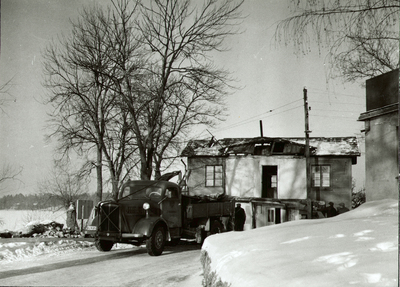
212,99,303,132
261,105,303,119
231,98,303,124
217,99,302,128
204,87,366,136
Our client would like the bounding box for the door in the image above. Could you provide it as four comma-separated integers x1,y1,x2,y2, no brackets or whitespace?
161,186,182,229
262,166,278,198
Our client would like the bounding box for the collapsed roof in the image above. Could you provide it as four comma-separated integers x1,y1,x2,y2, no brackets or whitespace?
181,137,360,158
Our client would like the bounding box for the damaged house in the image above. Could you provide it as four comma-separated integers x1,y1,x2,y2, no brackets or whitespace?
181,137,360,229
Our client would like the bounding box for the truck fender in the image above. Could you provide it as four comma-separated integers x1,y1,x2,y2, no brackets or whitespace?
132,217,168,238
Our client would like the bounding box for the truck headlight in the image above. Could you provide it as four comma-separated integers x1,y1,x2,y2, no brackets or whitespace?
143,202,150,210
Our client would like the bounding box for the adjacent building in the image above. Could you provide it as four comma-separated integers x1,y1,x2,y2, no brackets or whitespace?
358,69,399,201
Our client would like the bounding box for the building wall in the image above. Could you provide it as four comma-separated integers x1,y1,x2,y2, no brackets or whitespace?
186,154,354,209
366,69,398,111
364,112,398,201
309,157,353,209
225,155,307,199
187,157,225,196
360,69,399,201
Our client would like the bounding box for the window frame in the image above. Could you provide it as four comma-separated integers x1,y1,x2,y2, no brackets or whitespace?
311,164,331,188
205,165,223,187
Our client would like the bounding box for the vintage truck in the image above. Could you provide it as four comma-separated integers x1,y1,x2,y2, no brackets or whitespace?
85,179,235,256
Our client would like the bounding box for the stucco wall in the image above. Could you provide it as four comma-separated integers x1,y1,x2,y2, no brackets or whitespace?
225,155,307,199
364,112,398,201
187,157,225,196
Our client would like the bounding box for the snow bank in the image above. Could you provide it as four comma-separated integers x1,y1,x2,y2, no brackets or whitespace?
202,199,398,287
0,240,94,262
0,240,139,263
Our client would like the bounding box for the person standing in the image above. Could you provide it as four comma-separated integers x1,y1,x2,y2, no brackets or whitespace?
325,202,338,217
337,203,350,214
66,202,78,231
234,203,246,231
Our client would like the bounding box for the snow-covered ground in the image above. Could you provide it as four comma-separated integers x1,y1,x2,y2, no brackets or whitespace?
203,199,399,287
0,239,95,262
0,209,67,231
0,209,90,262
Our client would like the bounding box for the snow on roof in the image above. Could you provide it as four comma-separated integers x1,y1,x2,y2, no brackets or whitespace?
290,137,360,156
181,136,360,157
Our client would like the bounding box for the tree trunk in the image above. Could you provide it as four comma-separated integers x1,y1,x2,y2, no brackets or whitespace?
96,147,103,203
111,177,119,201
140,146,153,180
154,160,161,180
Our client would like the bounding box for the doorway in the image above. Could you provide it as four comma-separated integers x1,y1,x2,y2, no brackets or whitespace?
262,166,278,198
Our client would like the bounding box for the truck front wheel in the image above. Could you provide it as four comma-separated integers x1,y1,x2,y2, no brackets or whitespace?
95,239,114,251
146,225,166,256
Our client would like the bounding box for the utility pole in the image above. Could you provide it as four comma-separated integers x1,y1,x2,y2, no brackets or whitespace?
303,87,312,218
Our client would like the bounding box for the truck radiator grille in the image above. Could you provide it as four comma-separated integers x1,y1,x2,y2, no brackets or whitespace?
99,203,120,232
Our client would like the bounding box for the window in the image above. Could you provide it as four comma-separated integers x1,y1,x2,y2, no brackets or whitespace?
166,187,178,199
312,165,331,187
271,175,277,188
205,165,223,187
120,184,162,200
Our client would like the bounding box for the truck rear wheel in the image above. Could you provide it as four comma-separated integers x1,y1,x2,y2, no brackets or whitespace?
146,225,166,256
95,239,114,251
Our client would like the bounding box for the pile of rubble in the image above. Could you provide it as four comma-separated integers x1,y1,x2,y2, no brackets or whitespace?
0,220,82,239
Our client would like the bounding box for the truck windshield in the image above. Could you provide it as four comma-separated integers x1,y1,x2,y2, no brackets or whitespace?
120,185,162,200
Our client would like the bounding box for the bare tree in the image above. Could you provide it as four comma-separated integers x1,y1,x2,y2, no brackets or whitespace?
127,0,244,179
0,163,23,191
37,161,88,209
43,0,244,199
274,0,399,82
94,0,146,197
43,2,140,201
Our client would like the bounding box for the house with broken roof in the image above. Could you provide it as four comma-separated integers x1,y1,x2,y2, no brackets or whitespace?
181,136,360,228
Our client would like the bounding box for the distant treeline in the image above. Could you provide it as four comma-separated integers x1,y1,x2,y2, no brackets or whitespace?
0,192,113,210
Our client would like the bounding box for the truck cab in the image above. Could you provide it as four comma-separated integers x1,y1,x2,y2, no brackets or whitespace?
92,180,183,256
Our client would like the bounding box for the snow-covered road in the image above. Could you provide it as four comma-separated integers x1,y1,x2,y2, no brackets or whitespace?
0,242,203,286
